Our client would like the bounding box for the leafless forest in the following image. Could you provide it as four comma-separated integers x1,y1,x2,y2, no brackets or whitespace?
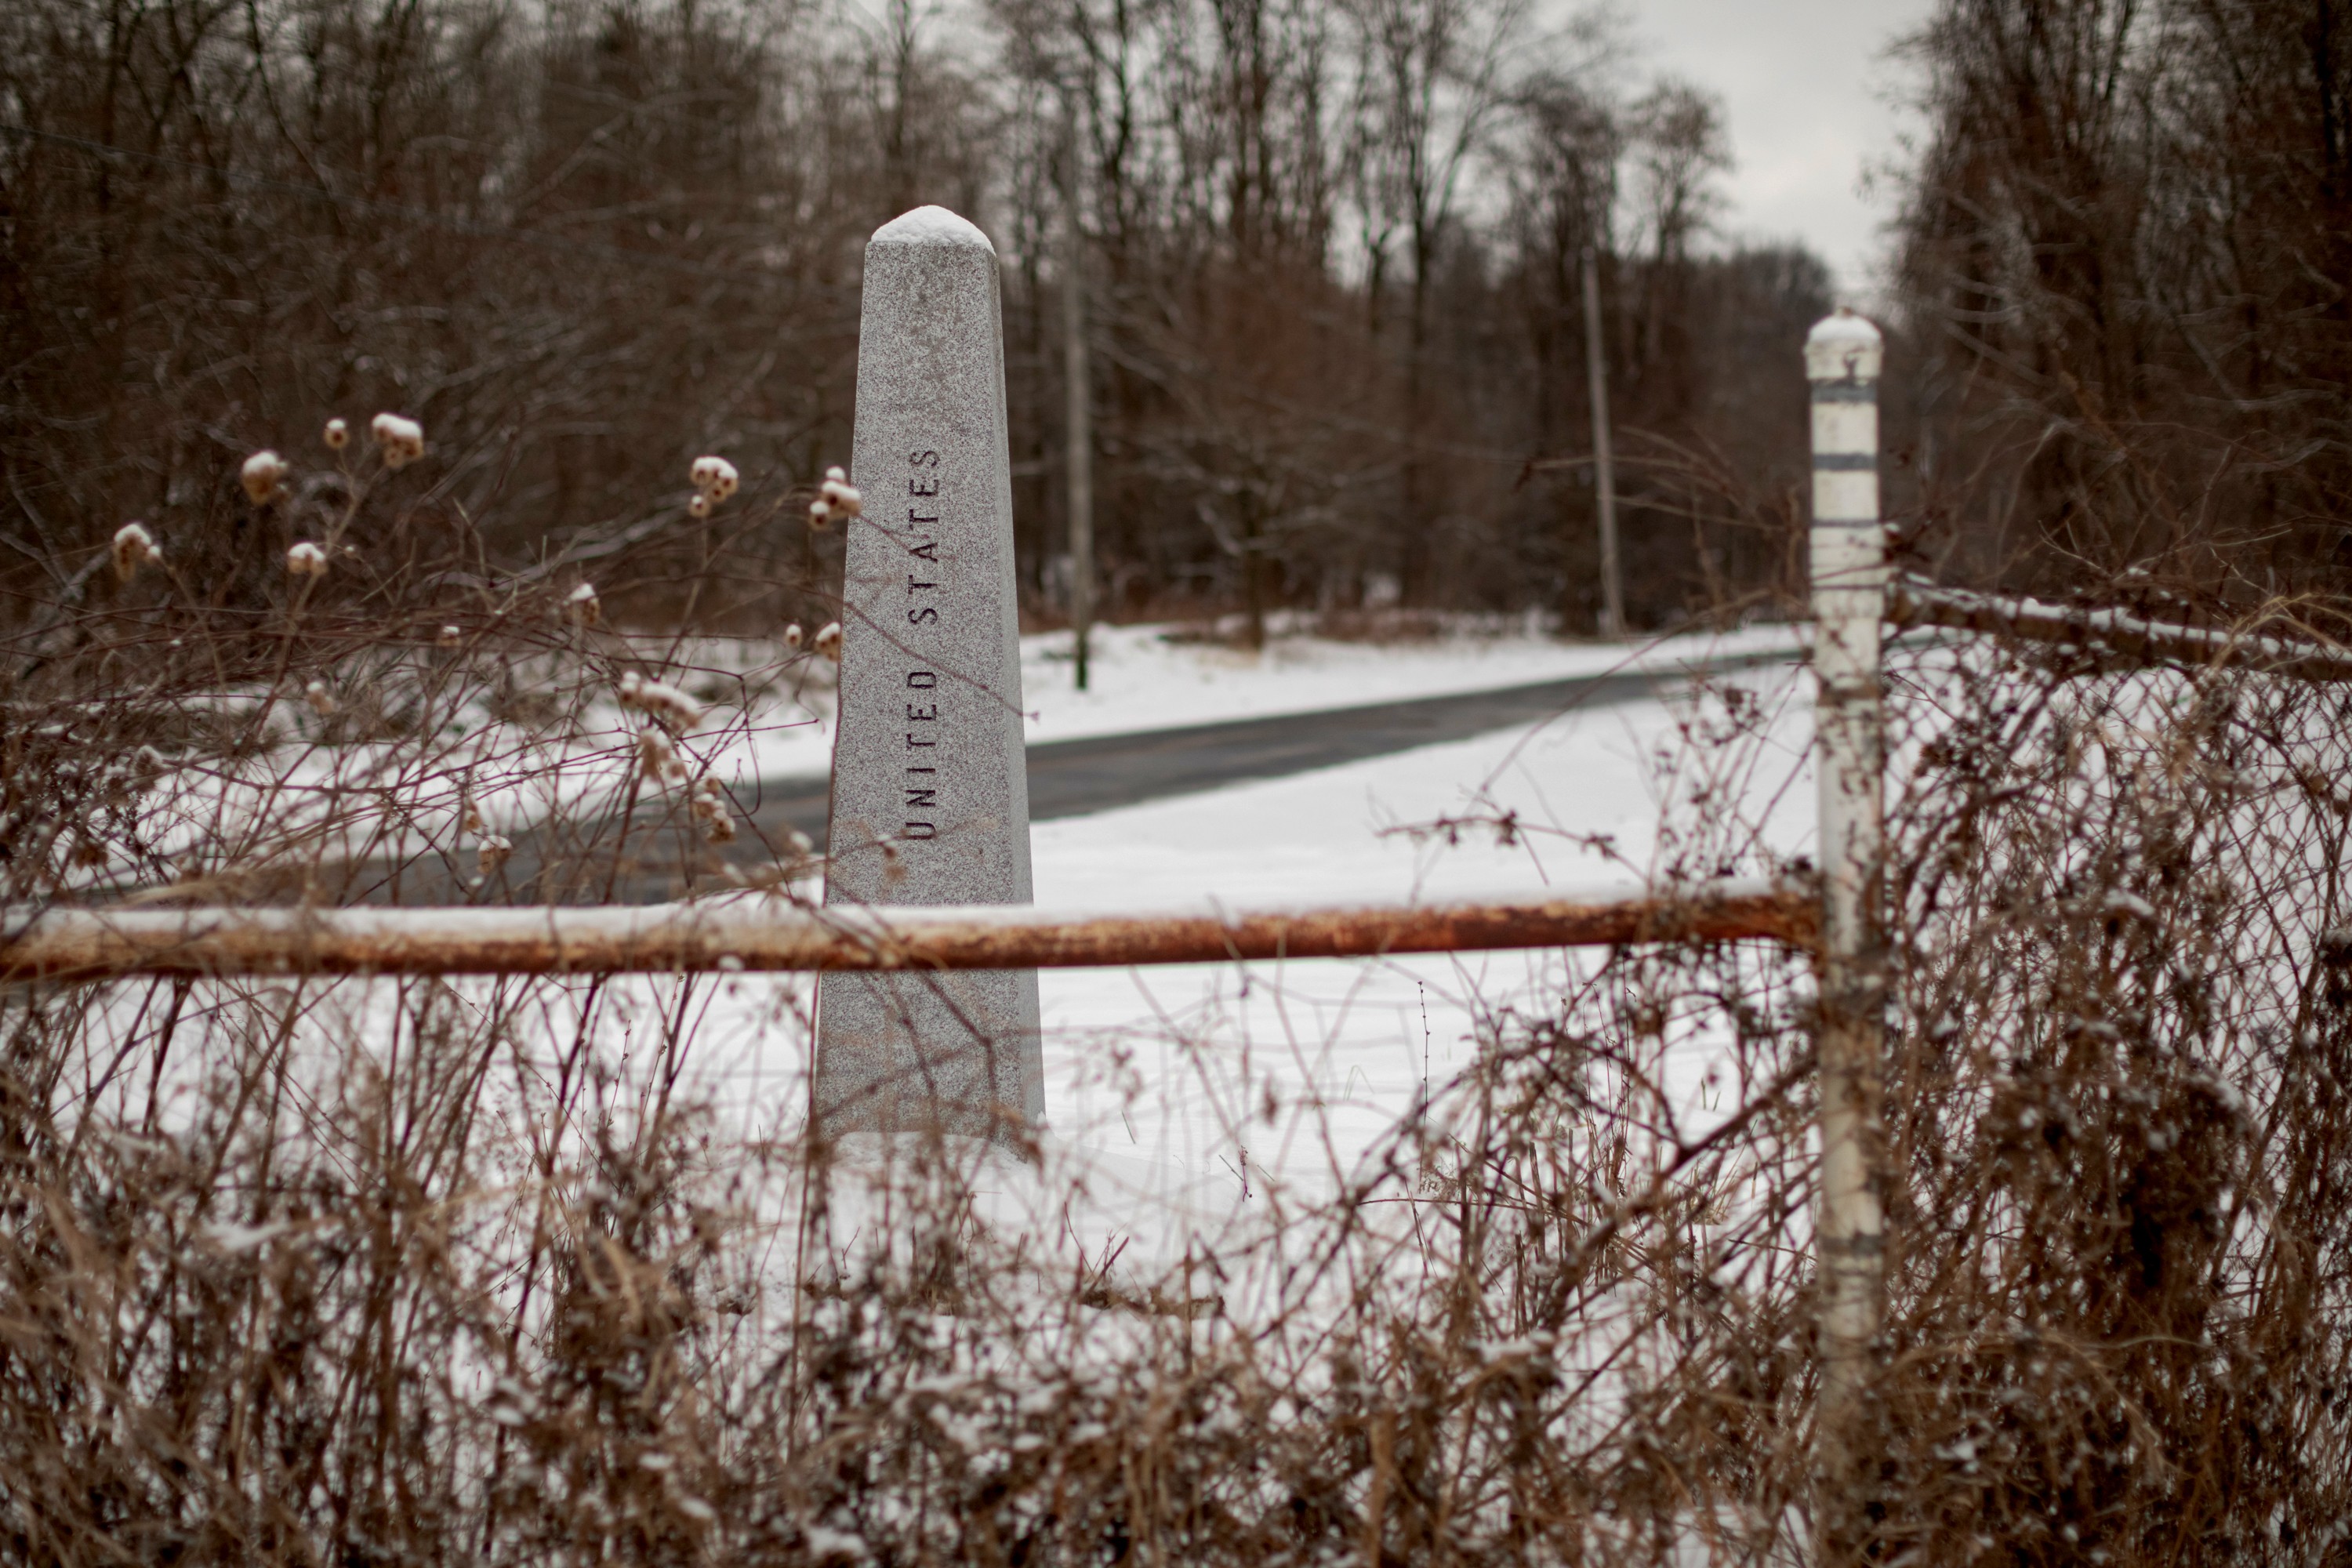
3,0,2352,1563
1,0,1834,636
1898,0,2352,617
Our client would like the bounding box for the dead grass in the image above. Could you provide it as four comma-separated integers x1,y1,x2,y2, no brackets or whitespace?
2,440,2349,1563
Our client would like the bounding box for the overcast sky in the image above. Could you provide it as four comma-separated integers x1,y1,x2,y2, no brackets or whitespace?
1623,0,1939,301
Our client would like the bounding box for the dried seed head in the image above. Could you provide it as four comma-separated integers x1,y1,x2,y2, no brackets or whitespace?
463,799,485,833
437,624,463,648
111,521,160,583
691,786,734,840
819,474,862,519
688,492,711,520
826,465,847,484
616,671,706,728
814,621,843,662
808,496,832,529
691,455,739,502
637,727,677,780
304,679,336,717
370,412,426,469
566,581,601,626
286,541,329,578
782,623,803,651
241,450,288,504
477,834,513,877
323,417,350,450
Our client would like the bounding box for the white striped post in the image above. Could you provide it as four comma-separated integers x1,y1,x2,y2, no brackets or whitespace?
1805,307,1888,1560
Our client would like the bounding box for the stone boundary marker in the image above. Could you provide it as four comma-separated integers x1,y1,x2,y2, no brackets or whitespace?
813,206,1045,1145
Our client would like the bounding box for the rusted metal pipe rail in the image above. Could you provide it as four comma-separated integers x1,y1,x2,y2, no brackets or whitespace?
0,883,1812,983
1890,577,2352,682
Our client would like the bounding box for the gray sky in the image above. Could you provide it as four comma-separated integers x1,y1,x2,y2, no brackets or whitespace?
1625,0,1938,299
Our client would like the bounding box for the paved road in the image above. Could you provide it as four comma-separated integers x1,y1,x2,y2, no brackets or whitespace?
380,647,1795,905
737,646,1795,848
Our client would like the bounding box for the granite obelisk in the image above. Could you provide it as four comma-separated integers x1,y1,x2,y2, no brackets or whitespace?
814,207,1044,1143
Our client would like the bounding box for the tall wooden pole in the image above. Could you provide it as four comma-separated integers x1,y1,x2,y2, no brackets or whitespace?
1581,246,1624,639
1805,307,1888,1563
1061,103,1096,691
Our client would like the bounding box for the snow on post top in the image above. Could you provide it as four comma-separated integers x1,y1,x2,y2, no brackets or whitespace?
1806,307,1883,383
870,205,996,253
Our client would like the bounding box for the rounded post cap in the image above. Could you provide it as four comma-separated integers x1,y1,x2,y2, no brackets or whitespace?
1806,307,1884,383
869,205,996,254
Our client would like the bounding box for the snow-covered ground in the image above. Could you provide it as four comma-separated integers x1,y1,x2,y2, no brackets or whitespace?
1021,641,1813,1254
675,622,1821,1264
123,617,1820,1278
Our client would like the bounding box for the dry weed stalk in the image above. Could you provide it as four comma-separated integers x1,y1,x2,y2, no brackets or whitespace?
0,431,2347,1565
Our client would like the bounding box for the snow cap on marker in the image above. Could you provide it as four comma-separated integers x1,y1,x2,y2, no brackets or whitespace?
870,205,994,252
1806,307,1883,383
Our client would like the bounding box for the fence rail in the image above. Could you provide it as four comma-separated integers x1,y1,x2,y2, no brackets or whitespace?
1892,576,2352,681
0,882,1813,982
13,585,2333,990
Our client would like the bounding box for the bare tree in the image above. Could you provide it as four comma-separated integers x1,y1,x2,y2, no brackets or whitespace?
1341,0,1537,602
1894,0,2352,613
4,0,1831,641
